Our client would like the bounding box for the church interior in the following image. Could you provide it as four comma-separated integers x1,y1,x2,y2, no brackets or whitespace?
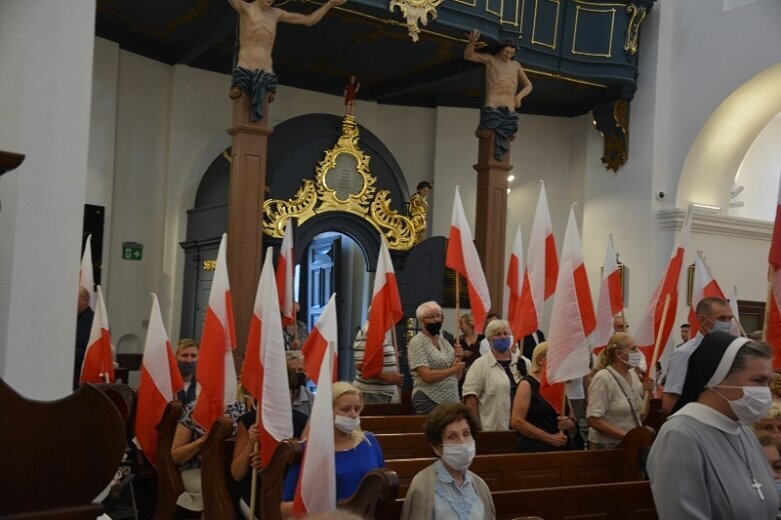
2,0,781,518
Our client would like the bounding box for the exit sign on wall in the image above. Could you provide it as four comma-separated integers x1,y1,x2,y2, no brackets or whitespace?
121,242,143,261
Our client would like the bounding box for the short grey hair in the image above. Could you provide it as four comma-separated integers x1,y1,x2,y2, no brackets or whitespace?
484,319,510,340
416,301,442,320
286,350,304,362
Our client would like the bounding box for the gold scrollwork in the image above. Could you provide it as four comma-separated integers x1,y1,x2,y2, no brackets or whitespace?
624,4,647,55
202,259,217,271
263,115,426,250
390,0,445,43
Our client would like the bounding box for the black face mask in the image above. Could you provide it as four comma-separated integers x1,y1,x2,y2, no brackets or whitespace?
424,321,443,336
289,372,307,390
178,360,197,376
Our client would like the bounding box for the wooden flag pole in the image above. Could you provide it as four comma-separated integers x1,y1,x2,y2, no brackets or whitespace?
455,272,461,329
643,294,671,415
248,411,261,517
763,267,773,343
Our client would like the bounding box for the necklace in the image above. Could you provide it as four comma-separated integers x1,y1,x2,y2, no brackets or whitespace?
723,430,765,501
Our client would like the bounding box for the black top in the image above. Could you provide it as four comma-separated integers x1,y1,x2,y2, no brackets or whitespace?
516,375,570,453
458,334,485,370
177,377,198,407
73,307,94,390
522,330,545,360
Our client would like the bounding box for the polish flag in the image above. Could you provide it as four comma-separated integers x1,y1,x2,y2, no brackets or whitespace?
687,250,726,336
539,369,565,415
80,285,115,384
242,248,293,466
505,225,527,340
592,235,624,350
765,176,781,369
301,294,338,385
729,285,742,336
445,186,491,332
516,183,558,338
277,219,296,327
193,234,237,430
292,344,336,516
135,294,184,466
79,234,95,309
362,238,403,379
634,206,693,369
546,207,596,384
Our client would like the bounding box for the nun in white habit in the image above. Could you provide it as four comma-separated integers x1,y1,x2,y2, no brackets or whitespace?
647,331,778,519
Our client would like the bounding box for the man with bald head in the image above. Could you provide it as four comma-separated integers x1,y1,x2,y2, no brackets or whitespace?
662,296,736,413
73,286,94,389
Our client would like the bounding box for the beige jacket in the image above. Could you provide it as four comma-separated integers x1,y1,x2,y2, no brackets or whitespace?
400,463,495,520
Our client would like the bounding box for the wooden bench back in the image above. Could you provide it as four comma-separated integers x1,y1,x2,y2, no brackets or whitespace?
201,416,238,519
361,415,427,434
154,401,184,519
376,430,516,459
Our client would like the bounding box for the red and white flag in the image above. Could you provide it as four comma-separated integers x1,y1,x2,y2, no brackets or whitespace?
301,294,338,385
276,219,296,327
242,247,294,466
516,183,558,338
765,176,781,369
546,207,595,384
687,250,727,336
505,225,528,341
729,285,742,336
79,234,95,309
80,285,114,384
362,238,403,379
135,294,184,466
445,186,491,332
193,234,237,430
592,235,624,350
634,206,692,368
292,345,336,516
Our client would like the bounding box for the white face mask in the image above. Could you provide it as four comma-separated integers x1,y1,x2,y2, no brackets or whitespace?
711,385,772,425
334,415,360,434
619,350,643,368
440,441,476,472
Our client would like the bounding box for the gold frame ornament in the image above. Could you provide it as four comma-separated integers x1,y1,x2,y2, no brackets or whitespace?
390,0,445,43
263,115,427,250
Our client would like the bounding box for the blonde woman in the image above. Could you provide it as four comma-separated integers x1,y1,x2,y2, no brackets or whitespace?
754,401,781,445
280,382,385,516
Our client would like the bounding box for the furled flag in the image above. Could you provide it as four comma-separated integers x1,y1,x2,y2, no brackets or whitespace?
242,247,294,466
80,285,115,384
362,237,403,379
193,233,237,430
516,182,558,338
79,234,95,309
135,294,184,466
687,250,727,336
546,206,596,384
592,235,624,350
765,175,781,369
539,367,566,415
505,224,528,341
292,346,336,516
445,185,491,332
634,206,692,369
301,294,338,385
729,285,742,336
277,219,296,327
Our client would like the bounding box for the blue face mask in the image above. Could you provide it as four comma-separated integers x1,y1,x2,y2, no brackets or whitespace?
492,337,512,352
710,319,733,334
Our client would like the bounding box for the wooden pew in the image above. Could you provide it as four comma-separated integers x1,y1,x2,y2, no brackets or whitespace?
201,416,238,519
385,427,654,498
0,378,126,519
362,402,411,416
361,415,427,434
154,401,185,519
376,430,516,459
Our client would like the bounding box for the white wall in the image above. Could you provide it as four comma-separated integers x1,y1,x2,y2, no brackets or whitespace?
730,113,781,221
0,0,96,398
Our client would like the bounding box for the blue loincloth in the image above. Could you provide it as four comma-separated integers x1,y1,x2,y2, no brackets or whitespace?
479,106,519,161
231,67,279,122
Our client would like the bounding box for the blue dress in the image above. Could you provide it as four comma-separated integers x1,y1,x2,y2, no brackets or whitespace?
281,431,385,501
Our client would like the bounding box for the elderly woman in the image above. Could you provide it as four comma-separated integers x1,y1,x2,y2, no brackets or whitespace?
408,301,465,415
463,319,524,431
511,342,576,451
586,333,651,449
648,332,778,518
401,403,495,519
754,402,781,446
280,382,385,517
457,314,483,371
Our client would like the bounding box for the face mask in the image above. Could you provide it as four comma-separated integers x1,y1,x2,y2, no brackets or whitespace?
178,360,196,376
334,415,360,434
711,385,772,425
626,352,644,368
440,441,476,472
710,320,733,334
424,321,443,336
492,337,512,352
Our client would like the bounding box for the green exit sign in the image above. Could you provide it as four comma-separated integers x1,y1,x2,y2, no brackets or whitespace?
121,242,143,261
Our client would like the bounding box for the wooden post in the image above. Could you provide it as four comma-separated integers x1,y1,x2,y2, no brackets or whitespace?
227,91,273,362
473,129,511,316
455,272,461,331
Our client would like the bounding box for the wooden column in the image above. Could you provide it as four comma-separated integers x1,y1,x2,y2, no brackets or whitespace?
227,93,272,359
473,129,511,315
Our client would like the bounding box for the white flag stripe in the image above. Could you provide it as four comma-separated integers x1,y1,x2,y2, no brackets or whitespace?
314,294,339,355
527,183,553,326
143,294,174,400
373,238,395,298
592,235,619,348
211,234,237,409
80,234,95,309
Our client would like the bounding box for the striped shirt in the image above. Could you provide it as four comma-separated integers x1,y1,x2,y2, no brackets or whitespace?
353,323,399,398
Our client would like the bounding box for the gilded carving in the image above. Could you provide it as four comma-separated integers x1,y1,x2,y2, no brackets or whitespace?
263,115,426,250
624,4,648,55
202,259,217,272
390,0,445,43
